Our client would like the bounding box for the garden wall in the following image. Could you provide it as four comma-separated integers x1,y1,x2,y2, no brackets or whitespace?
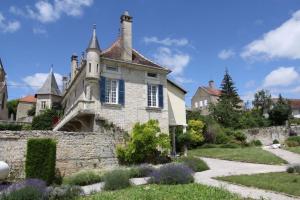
244,125,300,145
0,127,125,180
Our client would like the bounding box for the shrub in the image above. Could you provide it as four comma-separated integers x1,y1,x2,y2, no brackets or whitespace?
103,170,130,191
177,157,209,172
0,186,43,200
219,143,240,148
286,136,300,146
25,138,57,185
178,120,205,148
31,109,60,130
150,163,194,185
0,179,46,200
0,123,22,131
273,139,279,144
287,164,300,174
129,164,156,178
233,131,246,143
47,185,82,200
215,132,230,144
251,140,263,146
116,120,170,165
63,170,103,186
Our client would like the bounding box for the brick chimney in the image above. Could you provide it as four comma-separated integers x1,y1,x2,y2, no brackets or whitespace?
120,11,133,61
71,54,78,81
209,80,215,89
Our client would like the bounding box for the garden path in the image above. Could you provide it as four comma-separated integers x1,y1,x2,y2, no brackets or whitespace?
263,146,300,164
194,157,298,200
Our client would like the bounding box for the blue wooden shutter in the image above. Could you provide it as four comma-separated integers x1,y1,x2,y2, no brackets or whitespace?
100,76,106,103
118,79,125,105
158,84,164,108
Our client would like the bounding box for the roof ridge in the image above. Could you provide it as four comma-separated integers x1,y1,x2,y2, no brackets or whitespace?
101,37,121,54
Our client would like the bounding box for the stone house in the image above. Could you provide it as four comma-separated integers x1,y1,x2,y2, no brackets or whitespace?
288,99,300,118
34,11,187,133
16,95,36,122
0,58,8,120
191,80,221,115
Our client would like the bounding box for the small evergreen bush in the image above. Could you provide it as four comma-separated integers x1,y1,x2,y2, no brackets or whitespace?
215,132,230,144
287,166,295,173
25,138,57,185
62,170,103,186
286,164,300,174
273,139,279,144
233,131,246,143
251,140,263,146
103,170,130,191
178,157,209,172
150,163,194,185
286,136,300,147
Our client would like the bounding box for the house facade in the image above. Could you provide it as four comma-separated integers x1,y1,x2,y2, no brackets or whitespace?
289,99,300,118
16,95,36,122
191,80,221,115
47,11,186,133
0,58,8,120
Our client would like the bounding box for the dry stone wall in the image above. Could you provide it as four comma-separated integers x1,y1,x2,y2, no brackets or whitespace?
0,126,125,180
244,125,300,145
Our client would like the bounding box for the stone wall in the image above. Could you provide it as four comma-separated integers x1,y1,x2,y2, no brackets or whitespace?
244,125,300,145
0,126,125,180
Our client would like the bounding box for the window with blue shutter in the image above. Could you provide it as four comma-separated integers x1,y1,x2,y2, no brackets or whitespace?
118,79,125,106
100,76,106,103
158,84,164,108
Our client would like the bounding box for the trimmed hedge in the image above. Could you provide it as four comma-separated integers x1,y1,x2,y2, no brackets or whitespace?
0,123,22,131
25,138,57,185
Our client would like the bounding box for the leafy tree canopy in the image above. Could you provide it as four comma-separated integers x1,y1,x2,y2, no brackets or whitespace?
253,89,272,115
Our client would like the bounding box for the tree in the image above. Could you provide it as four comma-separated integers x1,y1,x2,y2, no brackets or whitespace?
268,94,291,125
252,89,272,115
178,119,205,148
27,105,36,116
7,99,18,120
210,70,242,128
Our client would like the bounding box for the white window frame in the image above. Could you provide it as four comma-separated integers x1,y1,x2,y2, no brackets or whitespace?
204,99,208,106
195,102,198,108
199,101,203,107
105,78,119,104
41,101,47,109
148,84,159,107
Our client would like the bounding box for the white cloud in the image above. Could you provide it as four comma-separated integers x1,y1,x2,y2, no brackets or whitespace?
0,12,20,33
23,72,63,90
242,10,300,60
263,67,299,87
10,0,93,23
153,47,190,75
144,36,189,46
173,76,194,84
33,27,47,35
218,49,235,60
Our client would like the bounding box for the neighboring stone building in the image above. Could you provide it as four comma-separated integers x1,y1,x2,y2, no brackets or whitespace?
16,95,36,122
288,99,300,118
0,58,8,120
35,69,62,115
49,11,186,133
191,80,221,115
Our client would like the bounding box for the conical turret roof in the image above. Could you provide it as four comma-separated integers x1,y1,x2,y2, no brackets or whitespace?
86,24,101,52
36,69,61,96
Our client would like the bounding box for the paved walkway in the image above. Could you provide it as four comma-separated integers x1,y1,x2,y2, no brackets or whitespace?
263,146,300,164
194,157,299,200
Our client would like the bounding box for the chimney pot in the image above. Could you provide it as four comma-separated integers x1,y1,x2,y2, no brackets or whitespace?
209,80,215,88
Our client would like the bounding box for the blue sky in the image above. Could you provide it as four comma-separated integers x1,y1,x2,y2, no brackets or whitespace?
1,0,300,105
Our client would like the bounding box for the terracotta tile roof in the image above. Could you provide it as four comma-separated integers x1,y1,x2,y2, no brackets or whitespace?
101,38,169,70
19,95,36,103
288,99,300,108
203,87,221,96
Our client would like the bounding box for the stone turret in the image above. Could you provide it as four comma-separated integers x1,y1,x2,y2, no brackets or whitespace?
120,11,133,61
70,54,78,81
86,24,101,79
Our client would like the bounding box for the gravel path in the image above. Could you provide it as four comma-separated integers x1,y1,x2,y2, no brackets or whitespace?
194,157,299,200
263,146,300,164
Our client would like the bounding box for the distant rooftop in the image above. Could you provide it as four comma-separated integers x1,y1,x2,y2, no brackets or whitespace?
19,95,36,103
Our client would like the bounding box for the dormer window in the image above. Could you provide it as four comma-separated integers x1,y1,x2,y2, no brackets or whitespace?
147,72,157,78
106,66,118,72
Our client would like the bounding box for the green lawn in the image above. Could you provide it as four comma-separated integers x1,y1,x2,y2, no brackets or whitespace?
80,184,243,200
286,147,300,154
188,147,287,165
217,172,300,197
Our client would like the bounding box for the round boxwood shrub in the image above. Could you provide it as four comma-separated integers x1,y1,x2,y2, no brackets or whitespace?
273,139,279,144
251,140,262,146
150,163,194,185
103,170,130,191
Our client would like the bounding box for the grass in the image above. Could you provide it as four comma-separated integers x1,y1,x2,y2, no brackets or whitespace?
80,184,243,200
188,147,287,165
217,172,300,197
286,146,300,154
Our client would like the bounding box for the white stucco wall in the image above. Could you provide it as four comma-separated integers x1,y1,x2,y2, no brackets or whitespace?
167,82,186,126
